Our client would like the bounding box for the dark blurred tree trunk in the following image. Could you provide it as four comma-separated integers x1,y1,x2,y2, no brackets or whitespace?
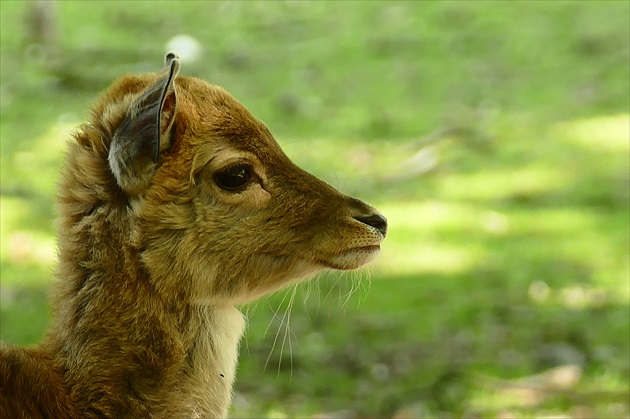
24,0,58,61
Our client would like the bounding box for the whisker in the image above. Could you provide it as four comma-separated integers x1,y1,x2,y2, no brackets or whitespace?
278,285,298,379
263,290,292,372
241,306,252,355
314,270,331,314
322,274,343,305
361,267,373,306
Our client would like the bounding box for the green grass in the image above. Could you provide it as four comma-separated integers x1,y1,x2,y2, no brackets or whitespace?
1,1,629,417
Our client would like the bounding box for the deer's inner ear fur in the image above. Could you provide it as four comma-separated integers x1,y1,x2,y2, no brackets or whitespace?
108,57,180,195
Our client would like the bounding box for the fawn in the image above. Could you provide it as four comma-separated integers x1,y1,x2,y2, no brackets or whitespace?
0,53,387,418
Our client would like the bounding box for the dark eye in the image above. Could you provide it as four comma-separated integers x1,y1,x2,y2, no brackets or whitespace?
213,164,254,191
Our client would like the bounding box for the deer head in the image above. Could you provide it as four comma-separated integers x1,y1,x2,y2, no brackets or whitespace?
85,52,387,306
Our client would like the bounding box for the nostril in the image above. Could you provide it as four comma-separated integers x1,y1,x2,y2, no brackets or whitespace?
354,213,388,237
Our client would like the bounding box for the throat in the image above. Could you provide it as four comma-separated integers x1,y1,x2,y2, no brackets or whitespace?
179,305,246,418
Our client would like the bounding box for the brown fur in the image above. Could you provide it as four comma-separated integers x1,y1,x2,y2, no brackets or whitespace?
0,54,386,418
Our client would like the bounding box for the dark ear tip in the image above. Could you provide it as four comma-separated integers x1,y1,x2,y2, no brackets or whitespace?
165,51,180,65
164,51,181,78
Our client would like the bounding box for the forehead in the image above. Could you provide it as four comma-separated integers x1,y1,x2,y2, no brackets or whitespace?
177,77,279,152
176,76,284,160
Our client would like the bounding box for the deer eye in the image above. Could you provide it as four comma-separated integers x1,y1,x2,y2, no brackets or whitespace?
213,164,254,191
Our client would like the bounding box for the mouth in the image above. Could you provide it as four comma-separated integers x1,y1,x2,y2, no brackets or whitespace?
318,245,381,271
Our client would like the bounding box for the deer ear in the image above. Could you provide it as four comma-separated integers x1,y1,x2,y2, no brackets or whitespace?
108,53,180,194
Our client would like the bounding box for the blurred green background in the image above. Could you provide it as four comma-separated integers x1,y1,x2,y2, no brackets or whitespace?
1,1,629,417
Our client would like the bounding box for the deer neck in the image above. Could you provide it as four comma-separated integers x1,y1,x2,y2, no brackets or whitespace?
51,207,246,417
51,276,245,417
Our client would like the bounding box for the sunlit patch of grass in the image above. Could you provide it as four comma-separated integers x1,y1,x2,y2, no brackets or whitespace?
507,207,597,236
438,166,572,202
378,201,479,231
373,201,485,275
553,114,630,153
372,200,627,303
380,201,600,238
378,241,483,276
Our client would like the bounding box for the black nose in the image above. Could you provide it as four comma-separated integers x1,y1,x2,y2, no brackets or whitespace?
354,213,388,237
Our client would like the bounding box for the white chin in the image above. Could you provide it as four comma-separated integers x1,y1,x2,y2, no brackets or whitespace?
324,246,380,271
